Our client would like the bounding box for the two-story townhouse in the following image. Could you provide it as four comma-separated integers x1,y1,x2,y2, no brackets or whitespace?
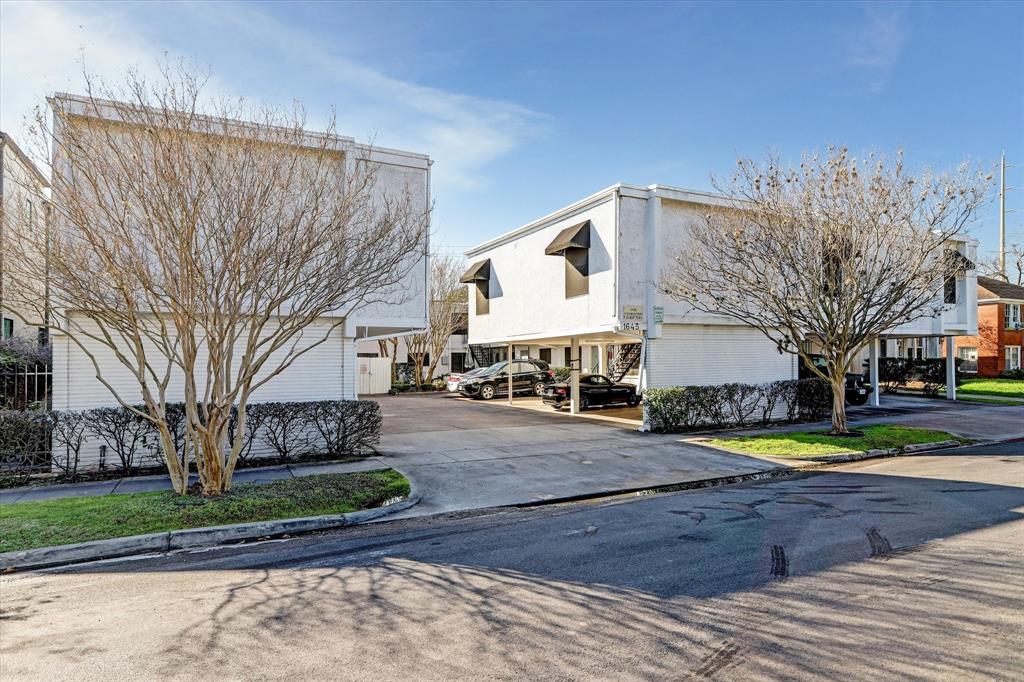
951,276,1024,376
464,184,978,427
46,94,430,467
0,131,50,343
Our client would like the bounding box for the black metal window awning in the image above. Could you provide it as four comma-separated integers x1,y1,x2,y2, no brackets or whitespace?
948,250,975,272
544,220,591,256
459,259,491,283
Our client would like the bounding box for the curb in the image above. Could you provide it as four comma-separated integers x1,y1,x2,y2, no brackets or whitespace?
794,439,962,463
0,492,420,572
512,466,798,508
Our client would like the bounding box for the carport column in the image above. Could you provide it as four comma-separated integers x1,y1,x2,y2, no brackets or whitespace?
570,336,581,415
868,337,880,407
598,343,607,375
945,336,956,401
507,343,514,405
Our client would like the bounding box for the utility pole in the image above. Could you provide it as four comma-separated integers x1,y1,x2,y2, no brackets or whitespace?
999,152,1007,279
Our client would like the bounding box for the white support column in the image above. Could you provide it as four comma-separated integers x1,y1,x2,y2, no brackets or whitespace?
507,342,514,405
598,343,607,375
570,336,581,415
945,336,956,401
869,337,880,407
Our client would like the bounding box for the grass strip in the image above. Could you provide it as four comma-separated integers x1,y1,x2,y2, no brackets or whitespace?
0,470,409,553
708,424,956,458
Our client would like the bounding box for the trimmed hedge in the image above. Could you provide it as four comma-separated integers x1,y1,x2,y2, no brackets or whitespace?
2,400,382,480
876,357,963,396
644,378,831,433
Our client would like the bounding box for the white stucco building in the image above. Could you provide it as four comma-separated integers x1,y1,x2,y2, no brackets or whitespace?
464,183,978,425
48,93,431,424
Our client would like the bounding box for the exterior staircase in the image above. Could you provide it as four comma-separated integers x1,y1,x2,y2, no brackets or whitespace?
469,344,498,369
608,343,642,382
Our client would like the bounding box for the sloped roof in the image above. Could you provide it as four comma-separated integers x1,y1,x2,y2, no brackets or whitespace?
978,275,1024,301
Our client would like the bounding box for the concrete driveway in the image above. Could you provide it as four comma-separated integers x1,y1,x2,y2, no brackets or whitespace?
375,393,783,516
374,392,1023,518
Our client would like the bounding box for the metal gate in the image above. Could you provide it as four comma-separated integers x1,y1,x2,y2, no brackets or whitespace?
357,357,393,395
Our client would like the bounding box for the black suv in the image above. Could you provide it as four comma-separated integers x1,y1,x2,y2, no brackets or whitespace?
799,354,873,406
458,359,554,400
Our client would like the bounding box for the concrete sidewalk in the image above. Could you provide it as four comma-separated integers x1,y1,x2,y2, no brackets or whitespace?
0,457,389,505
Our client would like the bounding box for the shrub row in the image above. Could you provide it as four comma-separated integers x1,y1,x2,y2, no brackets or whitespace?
643,378,832,433
1,400,381,482
999,368,1024,380
875,357,963,397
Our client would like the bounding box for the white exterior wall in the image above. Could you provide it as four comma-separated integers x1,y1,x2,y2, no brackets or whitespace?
52,316,355,410
0,133,49,337
646,324,797,388
467,192,619,344
53,316,357,469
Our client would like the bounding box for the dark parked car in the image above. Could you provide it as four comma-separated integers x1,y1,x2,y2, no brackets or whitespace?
542,373,641,410
799,354,873,406
458,359,553,400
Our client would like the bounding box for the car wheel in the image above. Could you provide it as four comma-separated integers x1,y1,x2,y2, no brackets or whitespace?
627,394,640,407
533,381,546,396
579,396,589,411
479,383,496,400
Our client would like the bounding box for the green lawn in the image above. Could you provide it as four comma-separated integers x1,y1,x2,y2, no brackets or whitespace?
957,378,1024,399
953,395,1024,406
708,424,956,459
0,470,409,553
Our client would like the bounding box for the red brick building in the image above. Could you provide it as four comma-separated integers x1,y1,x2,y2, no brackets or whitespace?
953,276,1023,377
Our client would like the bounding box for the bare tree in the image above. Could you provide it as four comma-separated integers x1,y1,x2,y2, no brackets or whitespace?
5,64,427,494
406,255,466,386
660,147,989,434
978,235,1023,286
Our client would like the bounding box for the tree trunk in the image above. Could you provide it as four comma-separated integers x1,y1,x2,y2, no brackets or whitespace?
830,377,848,434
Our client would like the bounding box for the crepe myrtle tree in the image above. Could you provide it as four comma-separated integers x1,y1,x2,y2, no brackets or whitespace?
660,147,990,434
4,64,428,494
407,254,467,385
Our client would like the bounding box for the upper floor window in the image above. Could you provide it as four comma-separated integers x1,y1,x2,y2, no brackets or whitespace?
1006,303,1022,330
545,220,591,298
459,259,491,316
24,198,33,223
2,317,13,340
943,248,975,305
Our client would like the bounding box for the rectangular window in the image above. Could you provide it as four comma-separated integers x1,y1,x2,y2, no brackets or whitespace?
1006,346,1021,371
1005,304,1022,330
956,346,978,373
564,346,572,367
2,317,13,339
539,348,552,364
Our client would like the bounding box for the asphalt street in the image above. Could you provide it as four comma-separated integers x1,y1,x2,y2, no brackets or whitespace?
1,442,1022,680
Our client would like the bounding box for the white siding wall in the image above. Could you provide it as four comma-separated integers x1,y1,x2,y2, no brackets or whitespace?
646,324,797,388
53,316,355,410
52,315,358,470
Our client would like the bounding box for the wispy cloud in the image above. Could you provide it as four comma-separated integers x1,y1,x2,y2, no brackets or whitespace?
840,4,908,93
0,1,543,191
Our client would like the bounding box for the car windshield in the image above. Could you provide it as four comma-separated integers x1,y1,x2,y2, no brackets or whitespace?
482,361,507,375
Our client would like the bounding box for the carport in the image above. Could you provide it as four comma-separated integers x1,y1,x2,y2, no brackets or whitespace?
475,327,646,420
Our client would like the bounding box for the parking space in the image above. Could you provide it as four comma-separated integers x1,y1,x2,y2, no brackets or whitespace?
370,392,782,516
471,394,644,427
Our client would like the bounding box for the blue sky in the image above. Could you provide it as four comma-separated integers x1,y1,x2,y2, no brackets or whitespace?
2,1,1022,260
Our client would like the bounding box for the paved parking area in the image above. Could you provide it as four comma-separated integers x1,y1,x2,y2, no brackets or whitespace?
374,393,783,516
373,392,1023,518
